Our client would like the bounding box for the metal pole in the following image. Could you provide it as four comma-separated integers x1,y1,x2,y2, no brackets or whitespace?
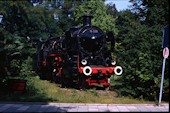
158,58,166,106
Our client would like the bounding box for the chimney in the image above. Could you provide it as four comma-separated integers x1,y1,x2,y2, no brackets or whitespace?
82,14,93,26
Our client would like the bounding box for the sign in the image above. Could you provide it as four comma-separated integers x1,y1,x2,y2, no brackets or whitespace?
0,14,3,23
162,24,169,48
163,47,169,58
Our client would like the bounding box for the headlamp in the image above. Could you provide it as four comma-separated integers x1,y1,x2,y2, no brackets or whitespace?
81,59,87,65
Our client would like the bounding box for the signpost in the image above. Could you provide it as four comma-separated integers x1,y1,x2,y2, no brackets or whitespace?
158,24,169,106
158,47,169,106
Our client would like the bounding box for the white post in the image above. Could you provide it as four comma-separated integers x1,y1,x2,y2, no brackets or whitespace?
158,58,166,106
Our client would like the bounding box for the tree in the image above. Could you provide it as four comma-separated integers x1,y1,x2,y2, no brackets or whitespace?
106,3,118,18
0,1,40,82
130,0,169,26
73,0,118,34
0,0,83,83
0,1,31,81
115,0,169,101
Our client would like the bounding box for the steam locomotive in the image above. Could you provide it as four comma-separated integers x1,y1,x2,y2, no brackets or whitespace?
36,14,123,90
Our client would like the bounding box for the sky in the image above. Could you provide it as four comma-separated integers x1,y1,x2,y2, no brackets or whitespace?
105,0,132,11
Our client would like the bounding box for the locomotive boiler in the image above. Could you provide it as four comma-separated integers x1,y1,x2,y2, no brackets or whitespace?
36,14,123,90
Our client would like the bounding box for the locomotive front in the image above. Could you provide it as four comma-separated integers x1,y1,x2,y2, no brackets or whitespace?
75,14,123,90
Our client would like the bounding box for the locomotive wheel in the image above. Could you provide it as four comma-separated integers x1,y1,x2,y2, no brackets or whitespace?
38,68,49,80
51,69,61,84
78,74,87,90
39,73,46,80
61,68,70,88
61,76,70,88
103,85,110,91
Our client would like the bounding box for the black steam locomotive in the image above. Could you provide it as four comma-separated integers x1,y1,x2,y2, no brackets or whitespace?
36,14,123,90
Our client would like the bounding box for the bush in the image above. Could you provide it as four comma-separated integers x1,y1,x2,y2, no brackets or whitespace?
20,56,33,78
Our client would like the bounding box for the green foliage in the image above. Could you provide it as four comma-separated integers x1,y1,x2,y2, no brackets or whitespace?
73,0,118,34
106,3,118,18
115,5,169,101
0,1,51,81
130,0,169,25
10,59,21,76
20,56,33,78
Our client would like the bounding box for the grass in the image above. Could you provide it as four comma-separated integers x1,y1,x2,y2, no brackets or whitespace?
0,75,168,104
